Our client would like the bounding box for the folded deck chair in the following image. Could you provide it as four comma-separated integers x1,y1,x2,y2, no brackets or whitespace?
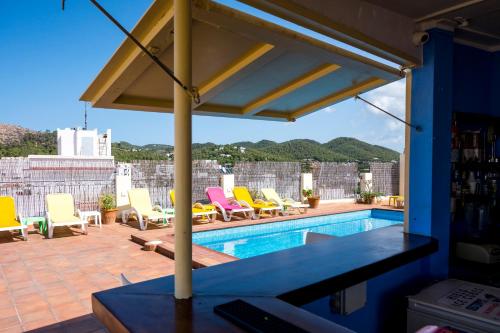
233,186,282,217
169,190,217,223
0,196,28,241
205,187,254,222
261,188,309,214
45,193,87,239
124,188,174,231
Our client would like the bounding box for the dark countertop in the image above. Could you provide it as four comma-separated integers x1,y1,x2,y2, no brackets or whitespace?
93,225,438,332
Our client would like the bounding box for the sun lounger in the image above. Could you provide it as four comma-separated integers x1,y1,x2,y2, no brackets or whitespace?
45,193,87,239
0,196,28,241
205,187,254,222
124,188,174,231
169,190,217,223
261,188,309,214
233,186,282,217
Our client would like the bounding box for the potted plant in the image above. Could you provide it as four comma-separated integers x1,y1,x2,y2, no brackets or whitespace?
99,194,117,224
359,191,383,204
302,189,320,208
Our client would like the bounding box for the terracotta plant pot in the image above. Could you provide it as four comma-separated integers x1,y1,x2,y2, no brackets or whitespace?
365,197,376,204
307,196,320,209
102,209,118,224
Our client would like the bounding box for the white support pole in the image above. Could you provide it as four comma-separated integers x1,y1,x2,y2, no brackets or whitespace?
403,70,412,234
174,0,192,300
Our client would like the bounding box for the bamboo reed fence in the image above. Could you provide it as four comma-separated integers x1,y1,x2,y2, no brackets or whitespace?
0,157,400,217
311,162,358,200
369,162,400,196
233,162,301,200
0,157,115,216
130,160,220,206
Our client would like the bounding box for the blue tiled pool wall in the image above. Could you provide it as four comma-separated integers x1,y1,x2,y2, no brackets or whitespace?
193,209,403,245
193,210,369,244
370,209,404,221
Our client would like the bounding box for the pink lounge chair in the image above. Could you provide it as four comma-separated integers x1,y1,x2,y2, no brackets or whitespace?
205,187,254,222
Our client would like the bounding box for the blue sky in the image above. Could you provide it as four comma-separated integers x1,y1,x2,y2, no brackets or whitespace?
0,0,405,152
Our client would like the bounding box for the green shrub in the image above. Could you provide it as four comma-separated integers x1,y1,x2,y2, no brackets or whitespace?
99,194,116,211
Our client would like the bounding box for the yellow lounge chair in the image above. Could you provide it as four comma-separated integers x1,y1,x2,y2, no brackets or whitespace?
261,188,309,214
45,193,88,239
125,188,173,231
169,190,217,223
233,186,282,217
0,196,28,241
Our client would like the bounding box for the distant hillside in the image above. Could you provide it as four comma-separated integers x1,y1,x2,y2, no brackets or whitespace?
0,124,34,145
324,137,399,162
260,139,350,162
0,124,56,157
0,124,400,163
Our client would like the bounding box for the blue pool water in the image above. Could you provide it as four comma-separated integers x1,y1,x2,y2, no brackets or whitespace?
193,209,403,259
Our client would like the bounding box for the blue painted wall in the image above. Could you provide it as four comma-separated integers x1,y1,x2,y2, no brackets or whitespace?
452,44,500,116
304,31,500,333
489,51,500,115
453,44,492,115
409,29,454,278
302,259,432,332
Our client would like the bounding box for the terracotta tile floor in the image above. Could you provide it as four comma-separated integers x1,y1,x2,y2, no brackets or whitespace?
0,222,175,332
0,202,400,332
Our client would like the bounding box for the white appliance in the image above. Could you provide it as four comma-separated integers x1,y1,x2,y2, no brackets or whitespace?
407,279,500,333
456,242,500,264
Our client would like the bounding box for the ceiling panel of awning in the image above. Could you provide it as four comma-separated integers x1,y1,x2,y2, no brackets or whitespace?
81,0,402,122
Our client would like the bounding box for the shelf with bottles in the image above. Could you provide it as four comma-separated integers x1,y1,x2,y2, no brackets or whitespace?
451,112,500,165
450,112,500,245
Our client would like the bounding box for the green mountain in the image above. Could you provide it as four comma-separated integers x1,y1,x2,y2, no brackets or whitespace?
234,140,277,149
0,124,400,163
261,139,350,162
323,137,399,162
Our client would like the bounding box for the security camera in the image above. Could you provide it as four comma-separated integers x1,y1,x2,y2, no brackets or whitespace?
454,17,469,27
412,32,429,46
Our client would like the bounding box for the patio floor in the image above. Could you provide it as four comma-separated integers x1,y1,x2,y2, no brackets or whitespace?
0,202,399,332
0,223,175,332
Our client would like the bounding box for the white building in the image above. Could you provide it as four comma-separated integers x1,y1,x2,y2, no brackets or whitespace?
57,128,112,157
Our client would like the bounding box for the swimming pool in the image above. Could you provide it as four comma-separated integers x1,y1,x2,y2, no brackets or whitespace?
192,209,403,259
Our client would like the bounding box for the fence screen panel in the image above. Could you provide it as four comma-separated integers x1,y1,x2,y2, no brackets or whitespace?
131,160,221,205
233,162,301,200
369,162,400,196
0,157,115,216
312,162,358,200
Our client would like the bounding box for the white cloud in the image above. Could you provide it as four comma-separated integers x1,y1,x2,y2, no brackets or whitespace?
386,119,401,131
352,79,406,150
364,131,405,152
322,105,336,113
360,79,405,118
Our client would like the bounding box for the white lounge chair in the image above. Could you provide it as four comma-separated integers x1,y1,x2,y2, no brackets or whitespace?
261,188,309,214
123,188,174,231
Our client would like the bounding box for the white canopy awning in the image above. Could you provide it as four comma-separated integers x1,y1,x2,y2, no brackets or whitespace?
81,0,402,122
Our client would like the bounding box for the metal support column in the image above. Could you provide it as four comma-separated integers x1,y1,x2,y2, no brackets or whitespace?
174,0,192,299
